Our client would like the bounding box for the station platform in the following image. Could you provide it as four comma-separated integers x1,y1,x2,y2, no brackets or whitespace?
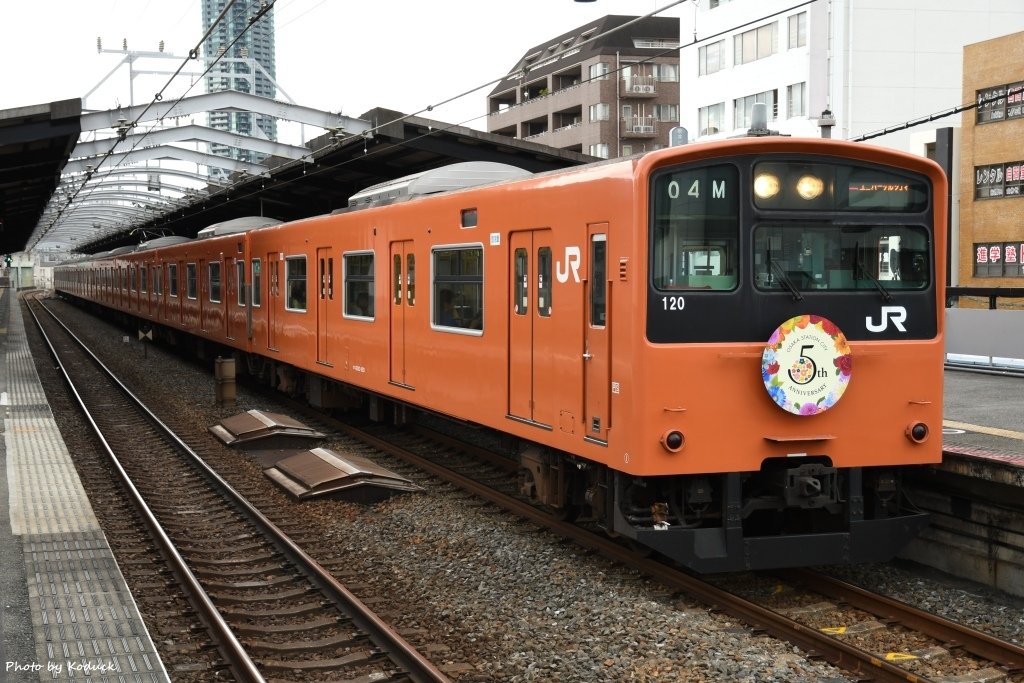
0,290,169,682
940,369,1024,485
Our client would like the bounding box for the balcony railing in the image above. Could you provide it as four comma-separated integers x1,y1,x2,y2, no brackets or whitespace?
622,76,657,96
622,116,657,137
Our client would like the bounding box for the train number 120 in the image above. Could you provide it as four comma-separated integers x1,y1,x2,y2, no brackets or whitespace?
661,296,685,311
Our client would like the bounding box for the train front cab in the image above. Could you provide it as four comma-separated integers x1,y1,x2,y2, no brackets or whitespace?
613,139,946,572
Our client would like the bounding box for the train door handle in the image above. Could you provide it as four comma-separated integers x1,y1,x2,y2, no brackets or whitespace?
582,352,593,360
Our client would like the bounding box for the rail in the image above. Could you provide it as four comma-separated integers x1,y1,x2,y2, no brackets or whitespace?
26,296,264,683
29,296,451,683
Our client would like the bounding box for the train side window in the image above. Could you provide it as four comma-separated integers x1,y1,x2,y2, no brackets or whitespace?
344,251,374,318
130,265,137,292
209,262,222,303
538,247,552,316
251,259,261,307
236,260,246,306
186,263,197,299
590,236,607,327
407,254,415,305
432,245,483,332
140,266,148,294
514,248,528,315
168,264,178,297
461,208,478,228
285,256,307,311
153,266,161,296
393,254,402,305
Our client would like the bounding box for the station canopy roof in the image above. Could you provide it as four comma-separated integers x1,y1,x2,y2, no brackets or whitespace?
0,92,593,256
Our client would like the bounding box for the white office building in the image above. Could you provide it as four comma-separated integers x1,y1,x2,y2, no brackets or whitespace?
680,0,1024,148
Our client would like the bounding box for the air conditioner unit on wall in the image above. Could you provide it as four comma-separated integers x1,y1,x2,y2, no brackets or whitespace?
642,85,654,93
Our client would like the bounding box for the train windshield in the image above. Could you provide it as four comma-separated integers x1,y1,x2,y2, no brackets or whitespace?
753,224,930,291
651,164,739,290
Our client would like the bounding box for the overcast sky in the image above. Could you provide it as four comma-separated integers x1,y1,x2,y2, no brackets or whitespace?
1,0,694,140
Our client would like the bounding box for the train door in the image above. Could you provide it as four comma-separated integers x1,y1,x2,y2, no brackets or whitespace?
389,240,414,387
316,247,333,365
583,225,610,443
508,229,556,426
267,252,280,350
225,256,238,340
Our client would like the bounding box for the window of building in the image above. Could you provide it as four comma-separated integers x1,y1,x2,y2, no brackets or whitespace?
285,256,307,311
589,62,610,81
655,63,679,82
344,251,374,318
698,102,725,136
654,104,679,122
186,263,197,300
975,161,1024,199
622,144,633,156
976,83,1024,123
734,22,777,65
787,82,806,118
589,103,610,121
433,246,483,331
209,262,221,303
788,12,807,49
698,40,725,76
590,143,610,158
735,89,778,128
251,259,261,307
973,242,1024,277
169,264,178,297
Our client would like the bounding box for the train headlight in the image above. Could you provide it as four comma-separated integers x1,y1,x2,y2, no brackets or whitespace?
753,173,780,199
660,430,685,453
906,422,929,443
796,174,824,200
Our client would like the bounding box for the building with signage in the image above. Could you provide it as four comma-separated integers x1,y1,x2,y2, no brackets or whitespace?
960,30,1024,286
487,15,680,159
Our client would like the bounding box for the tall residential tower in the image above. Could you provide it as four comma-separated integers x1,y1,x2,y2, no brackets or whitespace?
201,0,277,170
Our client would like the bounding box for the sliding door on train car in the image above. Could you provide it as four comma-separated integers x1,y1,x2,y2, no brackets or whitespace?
583,225,610,444
507,229,557,428
389,240,414,388
316,247,334,365
225,256,239,341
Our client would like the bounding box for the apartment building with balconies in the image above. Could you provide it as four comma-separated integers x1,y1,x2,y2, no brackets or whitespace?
487,15,680,159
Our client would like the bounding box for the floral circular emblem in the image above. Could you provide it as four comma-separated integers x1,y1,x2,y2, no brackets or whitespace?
762,315,852,416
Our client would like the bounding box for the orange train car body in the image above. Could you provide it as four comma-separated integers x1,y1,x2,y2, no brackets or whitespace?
56,136,946,571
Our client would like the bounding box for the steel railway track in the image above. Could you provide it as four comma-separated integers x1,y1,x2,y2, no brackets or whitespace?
27,295,449,683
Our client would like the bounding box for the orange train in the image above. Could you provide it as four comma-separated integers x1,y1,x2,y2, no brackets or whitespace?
56,135,946,571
